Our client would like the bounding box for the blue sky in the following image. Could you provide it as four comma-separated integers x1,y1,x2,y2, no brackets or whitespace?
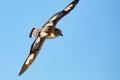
0,0,120,80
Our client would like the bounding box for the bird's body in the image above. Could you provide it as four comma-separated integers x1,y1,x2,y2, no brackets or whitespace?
19,0,79,76
47,33,56,38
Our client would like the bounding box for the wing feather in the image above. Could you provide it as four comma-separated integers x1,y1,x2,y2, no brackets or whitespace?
18,36,46,76
47,0,79,26
42,0,79,30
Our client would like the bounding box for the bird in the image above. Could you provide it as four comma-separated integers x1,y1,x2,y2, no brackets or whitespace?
18,0,79,76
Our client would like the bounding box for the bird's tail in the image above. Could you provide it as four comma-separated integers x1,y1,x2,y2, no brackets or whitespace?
29,28,41,38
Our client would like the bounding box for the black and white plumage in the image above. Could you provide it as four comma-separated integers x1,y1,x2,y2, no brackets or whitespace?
18,0,79,76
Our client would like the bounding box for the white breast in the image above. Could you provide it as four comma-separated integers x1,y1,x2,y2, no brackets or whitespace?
47,33,56,38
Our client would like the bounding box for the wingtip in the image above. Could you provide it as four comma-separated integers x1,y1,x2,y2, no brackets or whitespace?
18,70,23,76
18,65,28,76
74,0,79,3
18,73,21,76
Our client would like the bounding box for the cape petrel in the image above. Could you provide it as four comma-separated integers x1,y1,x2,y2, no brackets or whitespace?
18,0,79,76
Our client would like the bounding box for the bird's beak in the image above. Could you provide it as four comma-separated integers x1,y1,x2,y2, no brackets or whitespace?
60,33,63,37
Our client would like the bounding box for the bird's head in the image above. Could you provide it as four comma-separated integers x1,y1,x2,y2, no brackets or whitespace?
54,28,63,37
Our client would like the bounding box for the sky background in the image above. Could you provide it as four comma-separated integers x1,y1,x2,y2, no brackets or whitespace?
0,0,120,80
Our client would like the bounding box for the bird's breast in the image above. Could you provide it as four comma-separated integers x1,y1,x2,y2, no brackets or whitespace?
47,33,56,39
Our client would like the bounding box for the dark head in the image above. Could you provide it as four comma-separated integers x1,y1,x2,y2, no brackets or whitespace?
54,28,63,37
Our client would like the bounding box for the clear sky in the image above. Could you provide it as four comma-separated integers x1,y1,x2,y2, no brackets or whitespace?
0,0,120,80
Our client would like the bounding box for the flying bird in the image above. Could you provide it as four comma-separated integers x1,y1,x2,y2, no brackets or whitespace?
18,0,79,76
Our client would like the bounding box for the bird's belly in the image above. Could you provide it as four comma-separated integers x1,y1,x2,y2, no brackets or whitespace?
47,33,56,39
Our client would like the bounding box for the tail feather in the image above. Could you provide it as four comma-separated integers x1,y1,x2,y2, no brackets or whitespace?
29,28,40,38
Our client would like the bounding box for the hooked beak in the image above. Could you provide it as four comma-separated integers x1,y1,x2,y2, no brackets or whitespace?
60,33,63,37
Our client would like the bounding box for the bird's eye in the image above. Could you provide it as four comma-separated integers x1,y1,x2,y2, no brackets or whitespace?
58,32,60,34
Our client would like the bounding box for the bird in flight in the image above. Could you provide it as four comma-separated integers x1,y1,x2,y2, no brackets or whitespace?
18,0,79,76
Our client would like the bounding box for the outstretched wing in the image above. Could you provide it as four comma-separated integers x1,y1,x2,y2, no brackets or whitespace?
18,35,47,76
47,0,79,26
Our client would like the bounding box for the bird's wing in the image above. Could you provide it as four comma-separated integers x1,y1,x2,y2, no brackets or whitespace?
46,0,79,26
18,35,47,76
